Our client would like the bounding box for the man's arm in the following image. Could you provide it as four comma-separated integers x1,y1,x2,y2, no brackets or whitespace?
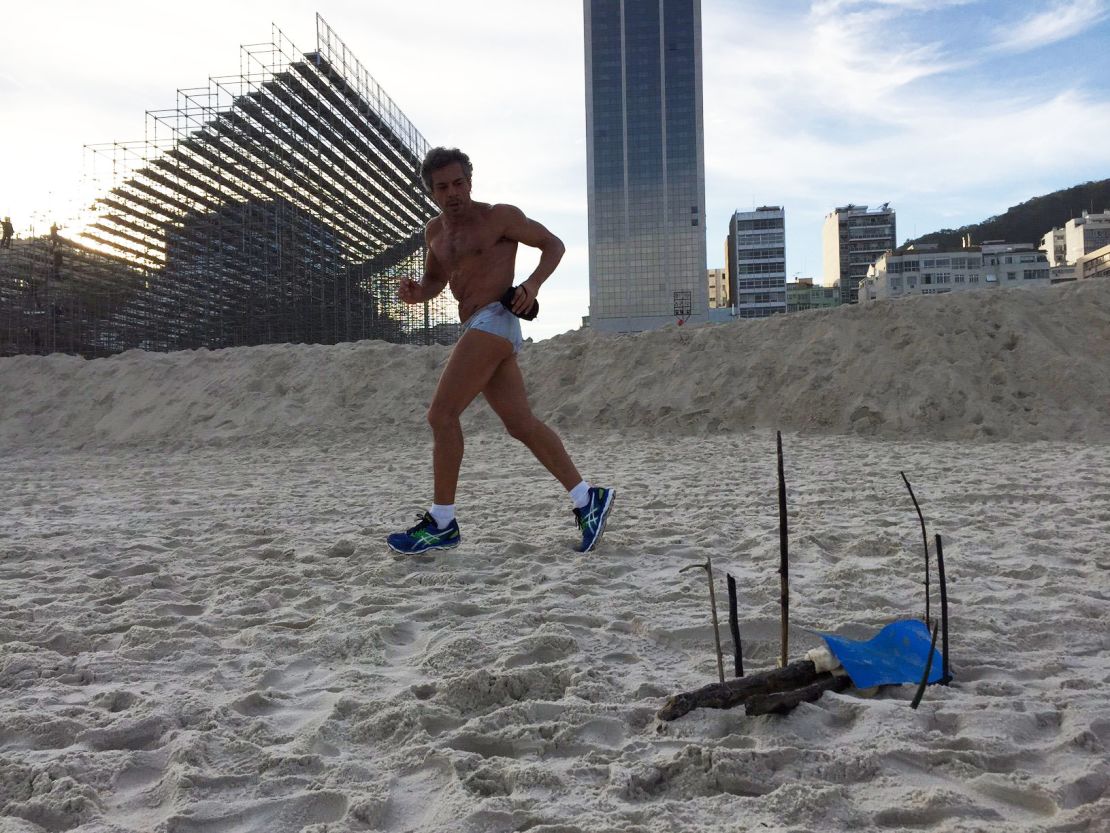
399,225,450,304
498,205,565,314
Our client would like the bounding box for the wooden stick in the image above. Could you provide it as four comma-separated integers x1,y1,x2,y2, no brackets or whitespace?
727,573,744,678
680,557,725,684
777,431,789,667
745,673,851,716
910,622,940,709
706,556,725,684
657,659,821,721
935,533,952,684
901,471,931,625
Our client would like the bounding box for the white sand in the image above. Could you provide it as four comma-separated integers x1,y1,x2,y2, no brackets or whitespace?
1,283,1108,832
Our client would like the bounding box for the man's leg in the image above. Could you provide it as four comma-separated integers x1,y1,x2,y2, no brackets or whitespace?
482,354,582,490
427,329,513,504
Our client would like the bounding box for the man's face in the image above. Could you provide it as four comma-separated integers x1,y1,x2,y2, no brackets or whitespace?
429,162,472,216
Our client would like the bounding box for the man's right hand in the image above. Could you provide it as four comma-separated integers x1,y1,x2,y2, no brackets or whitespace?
399,277,422,304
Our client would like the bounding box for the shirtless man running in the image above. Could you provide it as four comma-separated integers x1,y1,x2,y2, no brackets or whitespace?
386,147,614,555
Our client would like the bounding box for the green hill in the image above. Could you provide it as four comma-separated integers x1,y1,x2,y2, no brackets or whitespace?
909,178,1110,248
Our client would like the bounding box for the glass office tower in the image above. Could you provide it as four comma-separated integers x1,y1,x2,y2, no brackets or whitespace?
584,0,708,332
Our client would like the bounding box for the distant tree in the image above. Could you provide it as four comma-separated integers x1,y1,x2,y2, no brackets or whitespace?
908,179,1110,249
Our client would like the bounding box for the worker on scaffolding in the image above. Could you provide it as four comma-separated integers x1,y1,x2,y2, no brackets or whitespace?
1,216,13,249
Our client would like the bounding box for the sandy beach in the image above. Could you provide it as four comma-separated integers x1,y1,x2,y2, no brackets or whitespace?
1,282,1108,832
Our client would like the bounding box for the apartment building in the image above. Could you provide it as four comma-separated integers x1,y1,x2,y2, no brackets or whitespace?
1078,243,1110,280
1064,210,1110,264
860,242,1050,303
1040,227,1067,266
822,203,896,304
707,267,728,308
726,206,787,319
786,278,841,312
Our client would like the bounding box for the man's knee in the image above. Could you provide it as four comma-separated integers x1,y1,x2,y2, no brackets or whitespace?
427,403,460,433
503,414,540,444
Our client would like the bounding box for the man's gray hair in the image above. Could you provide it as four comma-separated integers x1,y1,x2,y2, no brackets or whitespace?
420,147,473,192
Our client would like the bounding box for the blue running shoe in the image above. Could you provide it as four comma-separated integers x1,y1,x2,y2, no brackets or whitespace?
573,486,615,552
387,512,461,554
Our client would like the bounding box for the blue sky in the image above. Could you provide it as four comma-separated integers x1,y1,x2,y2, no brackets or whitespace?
2,0,1109,339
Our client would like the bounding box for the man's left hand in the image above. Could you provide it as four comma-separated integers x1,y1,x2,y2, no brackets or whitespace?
512,281,538,316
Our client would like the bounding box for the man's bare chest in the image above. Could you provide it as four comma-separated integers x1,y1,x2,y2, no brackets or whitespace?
435,226,500,270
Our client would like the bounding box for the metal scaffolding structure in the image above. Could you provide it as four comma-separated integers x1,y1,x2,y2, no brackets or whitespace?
0,15,456,357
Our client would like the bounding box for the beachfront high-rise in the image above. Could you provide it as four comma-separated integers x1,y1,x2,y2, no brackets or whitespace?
822,204,897,305
726,207,788,318
583,0,708,331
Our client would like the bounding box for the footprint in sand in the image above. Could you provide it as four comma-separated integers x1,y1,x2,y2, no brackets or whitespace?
258,657,320,692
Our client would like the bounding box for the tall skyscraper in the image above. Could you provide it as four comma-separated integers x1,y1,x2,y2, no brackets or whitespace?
822,204,897,304
583,0,708,332
726,206,787,318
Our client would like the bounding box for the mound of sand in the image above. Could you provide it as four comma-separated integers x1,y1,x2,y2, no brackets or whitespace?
1,280,1107,449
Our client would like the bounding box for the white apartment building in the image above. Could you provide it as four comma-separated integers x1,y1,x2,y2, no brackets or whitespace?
1064,210,1110,264
860,242,1050,303
726,206,787,319
1040,227,1066,266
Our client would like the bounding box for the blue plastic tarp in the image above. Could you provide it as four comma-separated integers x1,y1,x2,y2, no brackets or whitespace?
818,619,945,689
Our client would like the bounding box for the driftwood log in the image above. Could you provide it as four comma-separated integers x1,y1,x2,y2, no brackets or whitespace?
658,659,834,721
744,673,851,716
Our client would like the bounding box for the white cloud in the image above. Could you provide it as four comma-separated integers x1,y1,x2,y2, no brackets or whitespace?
991,0,1110,53
702,1,1110,279
812,0,977,13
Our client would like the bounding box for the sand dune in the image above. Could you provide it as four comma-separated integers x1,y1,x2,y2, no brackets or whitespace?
2,280,1107,450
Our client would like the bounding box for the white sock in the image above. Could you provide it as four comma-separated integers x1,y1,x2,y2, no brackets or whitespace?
429,503,455,529
569,481,591,510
